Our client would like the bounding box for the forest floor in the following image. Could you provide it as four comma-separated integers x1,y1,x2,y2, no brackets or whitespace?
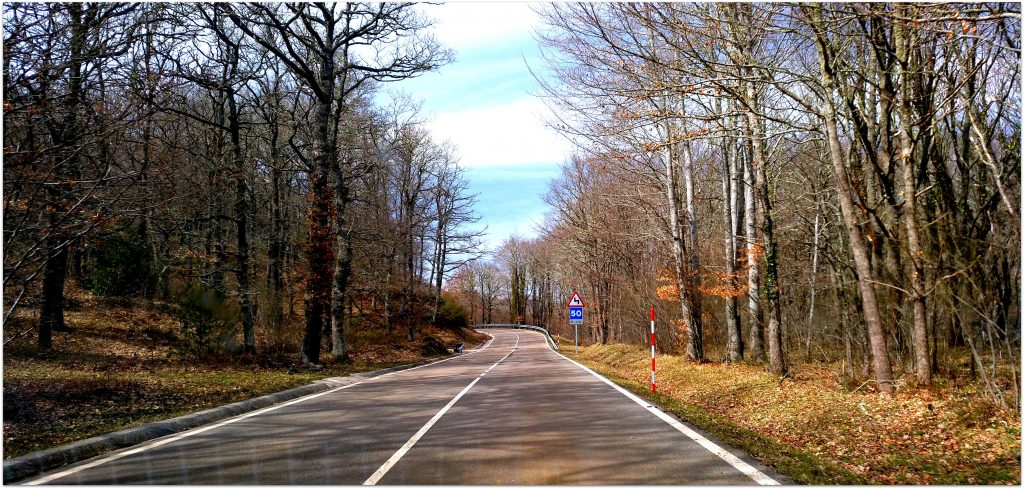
557,339,1021,485
3,286,488,459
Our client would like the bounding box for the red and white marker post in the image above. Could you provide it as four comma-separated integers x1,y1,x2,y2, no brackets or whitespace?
650,307,656,393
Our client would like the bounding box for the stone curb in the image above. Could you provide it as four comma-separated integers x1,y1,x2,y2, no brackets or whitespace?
3,357,443,484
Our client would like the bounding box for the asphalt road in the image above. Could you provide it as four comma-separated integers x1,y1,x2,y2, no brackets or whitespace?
24,329,784,485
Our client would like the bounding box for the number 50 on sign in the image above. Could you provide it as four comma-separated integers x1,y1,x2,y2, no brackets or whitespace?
569,306,583,324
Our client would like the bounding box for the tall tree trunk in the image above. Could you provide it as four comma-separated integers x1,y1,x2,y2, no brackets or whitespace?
303,167,332,365
430,235,442,323
38,3,85,349
743,123,765,362
894,17,930,386
680,136,704,358
820,80,894,393
302,42,338,366
267,122,285,340
807,197,822,359
431,237,447,323
210,111,228,296
663,144,702,362
745,98,786,375
598,281,610,344
826,107,894,393
478,279,486,324
680,136,701,283
139,10,158,299
331,180,353,361
383,272,393,335
226,88,255,354
722,116,743,361
809,5,894,393
405,237,416,340
330,230,353,361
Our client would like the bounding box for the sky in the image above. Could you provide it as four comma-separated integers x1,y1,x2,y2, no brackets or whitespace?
381,2,571,253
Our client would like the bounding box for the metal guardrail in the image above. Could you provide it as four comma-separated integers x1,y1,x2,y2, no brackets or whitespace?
473,324,560,351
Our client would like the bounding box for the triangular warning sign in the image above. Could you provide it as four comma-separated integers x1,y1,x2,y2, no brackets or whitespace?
567,291,585,307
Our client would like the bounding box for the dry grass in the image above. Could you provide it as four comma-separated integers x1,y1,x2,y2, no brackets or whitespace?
569,342,1021,485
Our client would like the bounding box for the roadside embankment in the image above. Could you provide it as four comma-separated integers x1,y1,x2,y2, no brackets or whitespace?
563,342,1020,485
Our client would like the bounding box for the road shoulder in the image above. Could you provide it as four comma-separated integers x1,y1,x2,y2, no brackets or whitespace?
540,334,793,485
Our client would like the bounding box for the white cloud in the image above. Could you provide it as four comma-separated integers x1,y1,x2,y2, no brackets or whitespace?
396,2,565,251
425,2,541,54
429,98,570,169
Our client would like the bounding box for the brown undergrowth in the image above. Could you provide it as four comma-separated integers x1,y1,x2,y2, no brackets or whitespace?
3,286,488,459
566,341,1020,485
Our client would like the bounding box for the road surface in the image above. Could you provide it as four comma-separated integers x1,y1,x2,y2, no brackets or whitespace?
24,328,783,485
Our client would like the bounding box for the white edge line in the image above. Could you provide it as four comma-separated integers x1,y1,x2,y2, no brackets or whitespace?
465,331,494,352
374,339,490,379
25,338,499,485
363,339,516,486
362,377,481,486
24,381,364,485
544,340,780,486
